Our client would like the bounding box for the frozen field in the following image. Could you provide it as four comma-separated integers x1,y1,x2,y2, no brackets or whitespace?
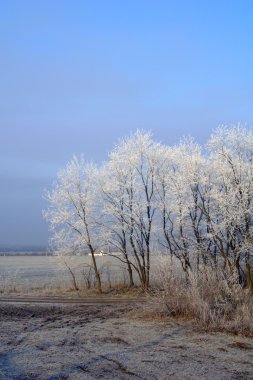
1,302,253,379
0,255,129,294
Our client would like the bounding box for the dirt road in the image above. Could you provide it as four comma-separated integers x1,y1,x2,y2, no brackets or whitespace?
0,302,252,379
0,296,145,305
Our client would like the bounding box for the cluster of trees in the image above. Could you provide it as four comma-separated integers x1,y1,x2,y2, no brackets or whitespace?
44,126,253,293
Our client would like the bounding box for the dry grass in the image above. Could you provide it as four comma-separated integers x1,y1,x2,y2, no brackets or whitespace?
145,261,253,337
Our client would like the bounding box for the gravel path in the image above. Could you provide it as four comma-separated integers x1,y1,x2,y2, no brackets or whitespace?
0,303,252,379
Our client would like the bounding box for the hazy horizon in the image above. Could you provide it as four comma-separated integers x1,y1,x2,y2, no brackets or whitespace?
1,1,253,246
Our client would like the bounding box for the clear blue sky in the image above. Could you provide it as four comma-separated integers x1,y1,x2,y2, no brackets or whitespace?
1,0,253,246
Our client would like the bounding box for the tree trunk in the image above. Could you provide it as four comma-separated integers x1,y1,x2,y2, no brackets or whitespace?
245,256,253,295
126,260,135,287
90,251,102,293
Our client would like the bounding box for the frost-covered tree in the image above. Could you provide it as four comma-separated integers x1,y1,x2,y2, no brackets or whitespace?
43,156,103,293
156,128,253,291
99,130,164,289
44,125,253,293
156,139,204,274
97,160,135,287
205,125,253,291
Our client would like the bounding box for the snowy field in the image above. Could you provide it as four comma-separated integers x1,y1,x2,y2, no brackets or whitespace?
0,255,131,294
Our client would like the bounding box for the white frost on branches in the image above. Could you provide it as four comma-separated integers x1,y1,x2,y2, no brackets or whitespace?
44,126,253,291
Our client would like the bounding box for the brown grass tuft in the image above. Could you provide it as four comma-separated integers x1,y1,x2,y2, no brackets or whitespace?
144,263,253,337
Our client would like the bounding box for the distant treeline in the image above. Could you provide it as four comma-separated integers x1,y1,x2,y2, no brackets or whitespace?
0,245,48,255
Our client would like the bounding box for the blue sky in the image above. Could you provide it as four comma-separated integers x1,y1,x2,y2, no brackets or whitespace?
1,0,253,246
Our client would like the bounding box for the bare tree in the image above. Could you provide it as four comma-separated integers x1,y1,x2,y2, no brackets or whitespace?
43,156,103,293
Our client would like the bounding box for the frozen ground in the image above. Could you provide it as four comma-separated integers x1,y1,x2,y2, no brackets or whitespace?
0,255,167,294
0,255,131,294
0,303,252,380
